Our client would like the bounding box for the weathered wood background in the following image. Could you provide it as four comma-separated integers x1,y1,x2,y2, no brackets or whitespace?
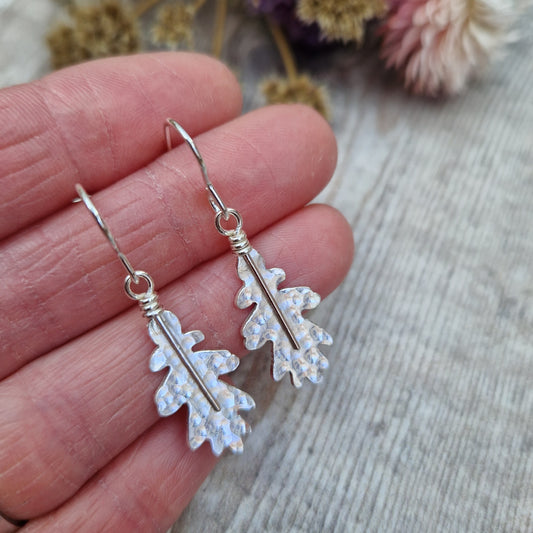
1,2,532,532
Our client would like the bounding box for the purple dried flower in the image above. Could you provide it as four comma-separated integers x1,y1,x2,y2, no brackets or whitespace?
246,0,323,46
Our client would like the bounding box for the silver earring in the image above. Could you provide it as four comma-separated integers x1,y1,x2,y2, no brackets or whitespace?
165,119,332,388
75,185,254,455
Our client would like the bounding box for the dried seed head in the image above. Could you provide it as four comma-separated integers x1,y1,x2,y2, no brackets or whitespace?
47,0,140,69
297,0,387,43
261,75,330,120
151,3,198,49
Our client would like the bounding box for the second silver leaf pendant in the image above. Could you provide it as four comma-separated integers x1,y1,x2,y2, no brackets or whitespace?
236,248,332,387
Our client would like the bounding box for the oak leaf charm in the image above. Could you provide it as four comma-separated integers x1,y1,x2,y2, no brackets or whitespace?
236,249,332,387
148,310,255,455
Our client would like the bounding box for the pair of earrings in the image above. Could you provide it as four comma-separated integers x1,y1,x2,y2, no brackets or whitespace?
76,119,332,456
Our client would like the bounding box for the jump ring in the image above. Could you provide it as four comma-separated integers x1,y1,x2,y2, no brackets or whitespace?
124,271,154,300
215,209,242,237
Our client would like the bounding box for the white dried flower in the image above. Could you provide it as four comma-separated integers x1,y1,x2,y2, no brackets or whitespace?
380,0,519,96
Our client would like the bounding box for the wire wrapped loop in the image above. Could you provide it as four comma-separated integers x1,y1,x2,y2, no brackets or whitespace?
215,209,252,255
228,229,252,255
124,271,162,318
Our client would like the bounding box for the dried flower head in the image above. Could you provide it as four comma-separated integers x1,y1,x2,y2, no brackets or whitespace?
152,2,198,49
380,0,516,96
261,75,330,119
297,0,387,43
47,0,140,69
47,25,85,69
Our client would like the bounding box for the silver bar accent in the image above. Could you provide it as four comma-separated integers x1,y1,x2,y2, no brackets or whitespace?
242,253,301,351
154,313,221,412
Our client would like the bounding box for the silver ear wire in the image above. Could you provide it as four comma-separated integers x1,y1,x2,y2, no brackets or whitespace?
165,118,229,218
75,184,139,283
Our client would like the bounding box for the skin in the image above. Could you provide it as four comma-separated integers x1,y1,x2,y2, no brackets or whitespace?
0,52,354,532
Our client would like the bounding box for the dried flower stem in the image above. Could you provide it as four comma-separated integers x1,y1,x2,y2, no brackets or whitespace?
212,0,227,57
266,17,297,82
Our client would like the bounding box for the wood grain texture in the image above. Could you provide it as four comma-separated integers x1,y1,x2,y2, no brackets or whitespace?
1,2,532,532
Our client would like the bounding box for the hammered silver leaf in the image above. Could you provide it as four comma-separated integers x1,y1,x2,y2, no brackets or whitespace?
236,249,332,387
148,310,255,455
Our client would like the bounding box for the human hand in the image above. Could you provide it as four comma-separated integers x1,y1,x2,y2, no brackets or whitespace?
0,52,354,532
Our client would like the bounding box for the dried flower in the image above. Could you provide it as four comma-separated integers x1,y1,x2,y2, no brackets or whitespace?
47,25,85,69
151,2,198,49
380,0,516,96
297,0,387,43
47,0,140,69
261,75,330,119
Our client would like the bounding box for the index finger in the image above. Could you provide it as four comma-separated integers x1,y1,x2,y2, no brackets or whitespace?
0,52,242,239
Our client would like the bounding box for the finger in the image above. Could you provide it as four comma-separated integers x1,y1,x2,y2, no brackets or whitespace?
0,52,242,239
24,418,216,533
0,205,354,518
0,105,337,379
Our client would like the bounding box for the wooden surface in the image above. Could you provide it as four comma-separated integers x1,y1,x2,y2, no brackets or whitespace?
2,2,533,532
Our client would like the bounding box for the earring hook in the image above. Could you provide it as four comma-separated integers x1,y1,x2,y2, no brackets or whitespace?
74,184,139,283
165,118,229,218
